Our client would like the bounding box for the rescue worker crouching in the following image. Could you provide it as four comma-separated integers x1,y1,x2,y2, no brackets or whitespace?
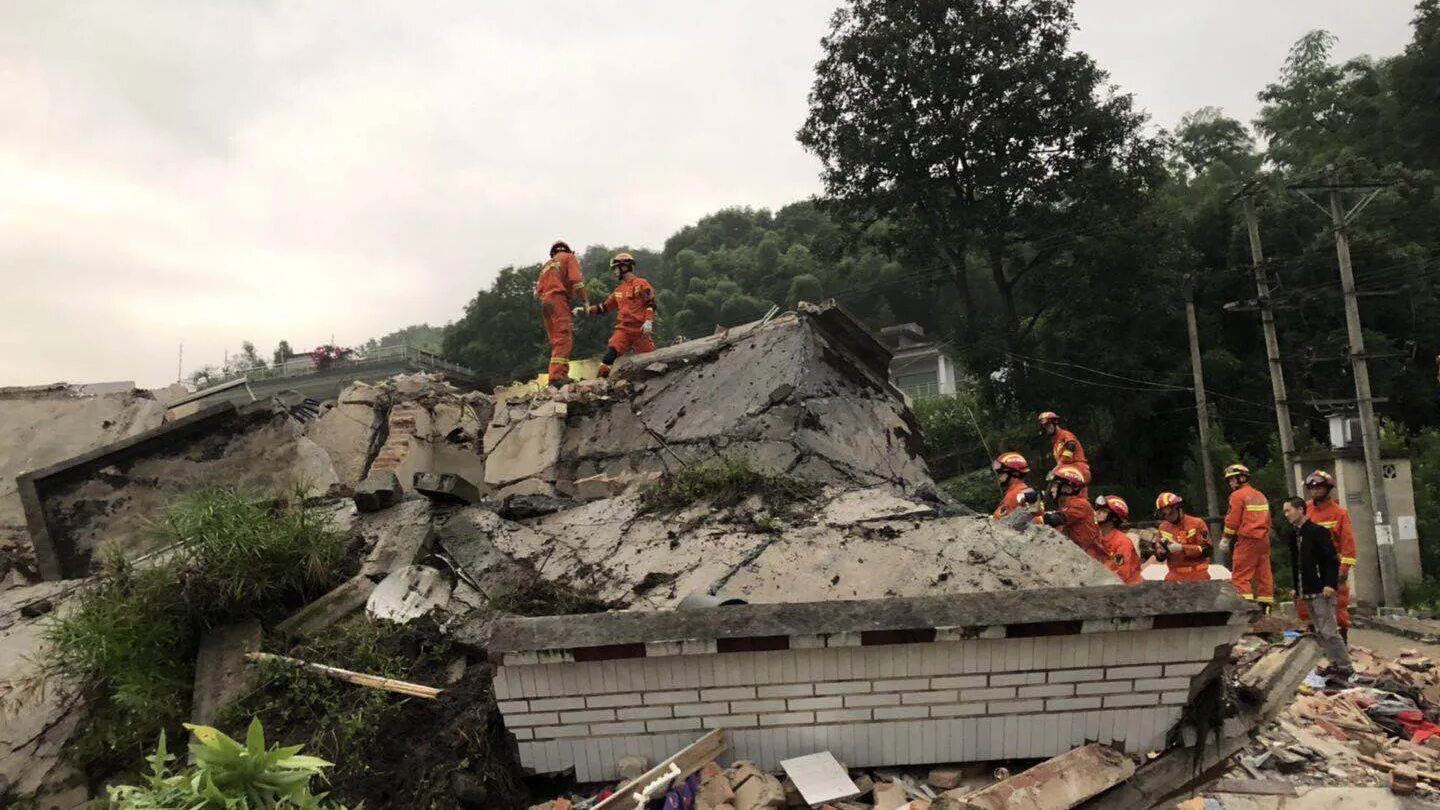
1155,491,1212,582
578,252,655,377
1222,463,1275,611
1302,469,1356,641
1040,465,1105,563
1094,495,1142,585
990,452,1033,520
536,239,587,387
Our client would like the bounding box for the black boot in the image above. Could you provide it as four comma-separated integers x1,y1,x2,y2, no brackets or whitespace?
1340,626,1349,645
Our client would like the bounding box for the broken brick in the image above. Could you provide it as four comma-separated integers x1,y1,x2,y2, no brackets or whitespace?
927,768,962,790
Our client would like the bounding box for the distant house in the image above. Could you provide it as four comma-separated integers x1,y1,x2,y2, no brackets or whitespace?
880,323,959,402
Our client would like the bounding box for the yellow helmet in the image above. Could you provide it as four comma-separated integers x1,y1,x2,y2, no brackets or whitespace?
610,252,636,270
1223,463,1251,480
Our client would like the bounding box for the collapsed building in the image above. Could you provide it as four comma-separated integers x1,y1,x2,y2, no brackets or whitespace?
0,304,1309,808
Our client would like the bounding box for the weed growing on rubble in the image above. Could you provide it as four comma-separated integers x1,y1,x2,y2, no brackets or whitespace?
42,487,346,780
641,457,822,515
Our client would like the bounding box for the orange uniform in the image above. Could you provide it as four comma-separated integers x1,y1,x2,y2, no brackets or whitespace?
536,251,586,384
1099,525,1142,585
1224,483,1273,605
594,274,656,375
1056,498,1105,563
1159,514,1211,582
1050,428,1091,485
992,479,1031,520
1303,498,1356,629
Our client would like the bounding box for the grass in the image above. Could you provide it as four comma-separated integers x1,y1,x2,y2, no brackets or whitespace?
640,457,822,515
41,486,346,778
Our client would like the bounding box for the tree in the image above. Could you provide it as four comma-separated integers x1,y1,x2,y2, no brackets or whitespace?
798,0,1161,350
786,274,824,308
236,340,266,371
273,340,294,366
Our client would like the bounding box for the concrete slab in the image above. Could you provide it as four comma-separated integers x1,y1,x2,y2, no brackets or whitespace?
190,620,262,726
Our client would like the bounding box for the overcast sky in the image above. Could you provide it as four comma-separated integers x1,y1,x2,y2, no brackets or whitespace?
0,1,1418,388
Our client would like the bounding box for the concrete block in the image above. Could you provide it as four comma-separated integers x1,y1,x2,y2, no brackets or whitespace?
189,620,261,726
703,686,757,701
815,681,871,696
1076,681,1133,696
873,706,929,720
872,678,929,692
816,708,871,723
644,689,700,705
705,714,759,729
1105,665,1162,680
617,755,649,781
733,699,788,713
1164,661,1209,677
1017,684,1073,699
617,706,671,721
788,696,845,711
1102,693,1158,708
957,686,1015,702
586,692,643,708
1160,690,1190,705
507,712,561,727
672,702,731,717
646,717,701,732
759,711,814,726
353,469,401,513
277,575,376,639
1047,696,1103,712
497,700,530,713
1134,677,1190,692
843,694,900,708
559,709,615,724
900,690,958,705
533,725,588,739
987,699,1044,715
1048,668,1106,683
990,671,1045,687
931,675,986,689
484,413,562,487
412,471,482,505
930,704,986,718
589,721,646,736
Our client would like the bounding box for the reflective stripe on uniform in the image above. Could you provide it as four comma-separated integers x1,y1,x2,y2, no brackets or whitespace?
1257,596,1275,604
550,357,569,364
1245,504,1269,511
1241,593,1256,600
1340,556,1357,565
1223,527,1237,536
1159,531,1175,540
1318,520,1338,528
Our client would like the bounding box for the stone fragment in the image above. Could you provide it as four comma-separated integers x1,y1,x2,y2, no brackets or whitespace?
872,783,909,810
189,620,261,726
645,362,669,374
618,755,650,781
498,493,580,520
483,412,562,488
732,770,786,810
354,470,401,513
303,401,381,485
927,769,962,790
366,565,452,624
414,472,482,505
277,575,376,638
358,500,433,577
1391,767,1419,796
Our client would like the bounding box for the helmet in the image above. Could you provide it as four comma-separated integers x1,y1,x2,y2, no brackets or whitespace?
550,240,571,256
991,452,1029,475
1305,469,1336,489
1223,463,1251,480
1038,411,1060,425
1048,465,1086,488
1155,491,1184,512
1094,495,1130,522
610,252,636,270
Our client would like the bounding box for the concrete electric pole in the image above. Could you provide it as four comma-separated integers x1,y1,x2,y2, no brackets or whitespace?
1240,195,1299,496
1184,281,1222,533
1291,175,1400,606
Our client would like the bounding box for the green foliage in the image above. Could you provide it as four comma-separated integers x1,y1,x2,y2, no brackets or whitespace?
365,324,446,355
43,488,346,778
939,470,1002,514
641,458,822,515
106,720,347,809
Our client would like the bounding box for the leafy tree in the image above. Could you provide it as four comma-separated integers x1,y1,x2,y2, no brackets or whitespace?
272,340,294,366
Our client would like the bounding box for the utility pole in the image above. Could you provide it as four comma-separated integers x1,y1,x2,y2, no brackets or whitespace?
1241,195,1299,496
1184,281,1222,539
177,343,183,383
1292,174,1400,606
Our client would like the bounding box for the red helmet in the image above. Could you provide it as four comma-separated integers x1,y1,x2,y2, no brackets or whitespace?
1038,411,1060,425
550,240,571,256
1223,463,1251,480
1154,491,1184,512
1094,495,1130,522
1048,465,1086,488
1304,469,1336,489
991,452,1030,475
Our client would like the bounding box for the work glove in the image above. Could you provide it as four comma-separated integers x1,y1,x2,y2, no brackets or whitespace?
1019,489,1041,506
642,320,653,335
572,306,586,317
1167,542,1183,556
1217,537,1231,554
1042,512,1065,528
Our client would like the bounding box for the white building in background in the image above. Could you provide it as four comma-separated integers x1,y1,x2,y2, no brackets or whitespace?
881,323,959,403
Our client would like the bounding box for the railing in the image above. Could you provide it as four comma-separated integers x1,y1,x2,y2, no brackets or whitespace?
201,344,477,389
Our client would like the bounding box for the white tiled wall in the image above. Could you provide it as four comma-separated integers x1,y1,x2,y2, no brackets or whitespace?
495,626,1238,781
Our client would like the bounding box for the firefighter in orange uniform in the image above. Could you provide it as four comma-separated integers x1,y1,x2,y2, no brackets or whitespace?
1221,463,1274,610
990,452,1033,520
583,252,655,377
1038,411,1091,488
536,240,588,387
1155,492,1211,582
1094,495,1142,585
1303,469,1355,640
1040,465,1105,562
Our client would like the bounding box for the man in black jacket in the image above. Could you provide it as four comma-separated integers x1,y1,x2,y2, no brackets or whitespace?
1282,497,1353,679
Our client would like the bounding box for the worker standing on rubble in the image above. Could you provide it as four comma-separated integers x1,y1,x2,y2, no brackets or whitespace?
1283,497,1353,681
1040,465,1104,562
990,452,1033,519
1155,492,1211,582
582,252,656,378
536,240,588,387
1038,412,1091,490
1221,463,1274,611
1094,495,1142,584
1303,470,1356,641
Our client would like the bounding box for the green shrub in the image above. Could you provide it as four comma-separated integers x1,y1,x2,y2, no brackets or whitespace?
43,487,346,778
641,458,821,514
107,718,349,809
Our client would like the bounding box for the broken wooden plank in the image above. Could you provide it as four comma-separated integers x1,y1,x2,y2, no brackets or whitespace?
592,729,726,810
1208,778,1298,797
961,744,1134,810
245,652,442,699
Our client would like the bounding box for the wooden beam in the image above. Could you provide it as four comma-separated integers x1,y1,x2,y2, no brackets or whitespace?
592,729,727,810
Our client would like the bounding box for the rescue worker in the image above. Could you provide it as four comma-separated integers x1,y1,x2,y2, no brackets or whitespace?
1303,469,1355,641
1094,495,1143,585
1221,463,1274,611
580,252,655,377
1038,411,1091,487
990,452,1032,520
1040,465,1105,562
536,240,588,387
1155,492,1212,582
